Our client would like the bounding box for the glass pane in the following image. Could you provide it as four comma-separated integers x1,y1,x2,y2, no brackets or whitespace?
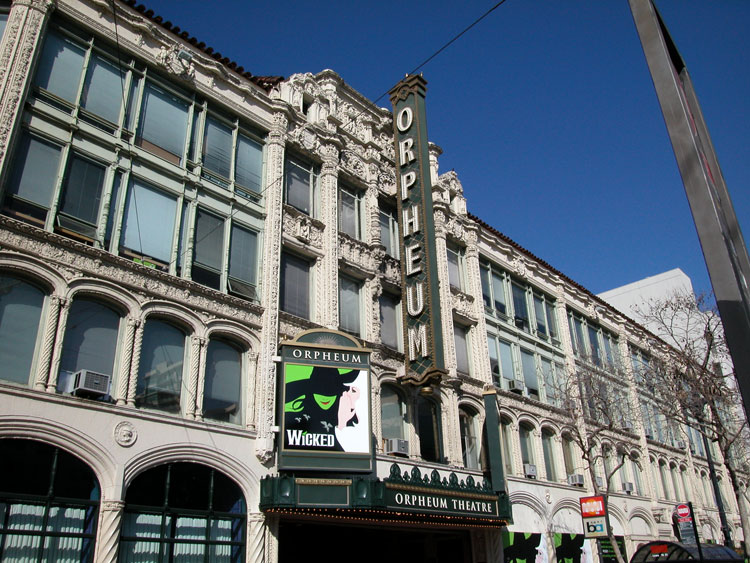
379,209,395,257
499,340,514,381
203,116,233,179
417,396,440,462
0,275,44,385
339,277,360,335
379,294,399,350
280,253,309,319
545,301,557,338
534,295,546,335
460,410,479,470
512,284,528,324
285,158,311,214
120,180,177,263
35,31,85,103
58,299,119,392
0,14,7,40
542,358,555,404
136,320,184,412
138,82,188,163
573,317,585,355
81,55,123,123
59,156,106,225
380,386,405,440
454,325,469,374
519,425,533,465
542,432,555,480
203,340,242,424
229,224,258,285
480,266,491,309
194,209,224,271
521,350,538,394
447,247,461,289
588,326,602,364
492,272,506,315
7,134,62,209
338,187,358,238
487,336,500,384
235,134,262,192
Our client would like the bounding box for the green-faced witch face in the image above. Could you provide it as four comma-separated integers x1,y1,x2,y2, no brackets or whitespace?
313,393,337,410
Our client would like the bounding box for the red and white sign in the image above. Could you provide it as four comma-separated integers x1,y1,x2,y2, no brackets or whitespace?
676,504,690,518
580,495,606,518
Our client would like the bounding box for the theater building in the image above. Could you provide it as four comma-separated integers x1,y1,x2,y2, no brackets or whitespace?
0,1,746,562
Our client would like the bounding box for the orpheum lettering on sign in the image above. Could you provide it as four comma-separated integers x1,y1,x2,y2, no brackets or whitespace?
386,489,498,517
389,74,445,385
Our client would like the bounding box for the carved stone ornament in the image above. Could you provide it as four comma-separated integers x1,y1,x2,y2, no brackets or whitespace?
157,45,195,80
114,421,138,447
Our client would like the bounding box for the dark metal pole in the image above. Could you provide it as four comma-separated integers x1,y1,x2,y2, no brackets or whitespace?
701,429,733,547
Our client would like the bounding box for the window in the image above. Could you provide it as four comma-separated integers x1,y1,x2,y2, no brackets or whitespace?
542,428,557,481
119,179,178,269
541,358,560,407
284,155,318,216
339,184,363,239
3,133,63,226
416,395,441,463
511,283,529,331
0,12,8,41
459,407,480,470
569,310,620,368
57,298,121,394
480,261,508,317
487,335,515,387
659,460,672,499
454,323,470,375
0,440,100,562
379,293,401,351
135,319,186,414
562,435,576,476
339,275,361,336
203,339,243,424
446,244,464,291
500,417,514,475
630,455,644,496
381,385,407,440
120,463,245,562
519,423,535,468
670,463,683,501
280,252,311,319
0,274,45,385
34,30,86,105
520,349,539,399
192,208,224,289
227,224,259,300
603,445,619,489
379,203,399,258
136,82,189,164
533,293,558,340
201,115,264,196
57,154,107,240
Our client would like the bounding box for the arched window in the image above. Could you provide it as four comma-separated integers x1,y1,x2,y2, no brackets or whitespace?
670,463,683,501
380,384,407,441
0,439,100,561
562,434,576,477
519,422,535,470
416,394,441,463
702,471,713,507
459,406,480,470
203,338,243,424
120,462,246,562
541,428,557,481
630,454,644,496
500,417,513,475
680,466,691,503
659,460,672,500
0,274,45,385
135,319,186,413
57,298,121,394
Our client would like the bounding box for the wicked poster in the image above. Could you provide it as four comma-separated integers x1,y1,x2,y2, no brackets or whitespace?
278,330,373,472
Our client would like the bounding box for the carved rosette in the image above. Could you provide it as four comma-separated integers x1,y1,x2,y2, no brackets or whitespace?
113,421,138,447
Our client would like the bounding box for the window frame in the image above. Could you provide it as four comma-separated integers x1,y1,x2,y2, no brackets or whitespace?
280,251,312,320
338,182,364,240
446,242,465,291
379,292,402,352
338,274,362,336
378,202,399,259
284,154,319,217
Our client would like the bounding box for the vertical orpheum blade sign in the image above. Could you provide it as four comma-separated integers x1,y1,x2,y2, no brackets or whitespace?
389,74,445,385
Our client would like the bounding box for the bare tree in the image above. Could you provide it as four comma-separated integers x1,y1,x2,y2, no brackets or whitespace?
555,358,632,563
633,290,750,551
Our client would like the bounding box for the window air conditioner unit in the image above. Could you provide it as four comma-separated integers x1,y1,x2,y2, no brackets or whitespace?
524,464,537,479
622,482,634,494
567,474,585,487
384,438,409,456
72,369,110,398
676,441,686,450
595,476,604,488
507,380,524,394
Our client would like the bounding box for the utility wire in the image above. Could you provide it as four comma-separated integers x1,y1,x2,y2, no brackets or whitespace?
108,0,509,271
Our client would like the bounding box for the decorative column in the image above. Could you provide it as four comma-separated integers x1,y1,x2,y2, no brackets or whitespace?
245,351,258,432
115,316,139,405
316,142,339,330
0,0,56,170
247,513,266,563
45,296,71,393
254,109,287,463
263,514,279,563
187,335,205,420
94,500,125,563
126,320,145,407
34,294,64,391
440,380,463,467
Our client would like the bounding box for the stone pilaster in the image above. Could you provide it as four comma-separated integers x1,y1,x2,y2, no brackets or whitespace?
126,320,145,407
94,499,124,563
440,381,463,466
254,110,287,463
247,512,266,563
316,143,339,329
0,0,56,171
34,294,63,390
115,316,139,405
187,335,205,420
245,351,258,432
45,296,70,393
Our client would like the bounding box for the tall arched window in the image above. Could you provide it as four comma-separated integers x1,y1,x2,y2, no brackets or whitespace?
416,394,441,463
380,384,407,441
57,298,121,394
630,454,644,496
500,417,513,475
659,460,672,500
135,319,186,413
541,428,557,481
0,274,45,385
203,338,243,424
459,406,480,470
562,434,576,477
0,439,100,562
120,462,246,562
519,422,535,471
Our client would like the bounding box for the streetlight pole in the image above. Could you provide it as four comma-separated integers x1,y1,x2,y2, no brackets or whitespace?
701,423,733,547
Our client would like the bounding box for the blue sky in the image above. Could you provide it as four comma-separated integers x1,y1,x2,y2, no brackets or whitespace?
140,0,749,296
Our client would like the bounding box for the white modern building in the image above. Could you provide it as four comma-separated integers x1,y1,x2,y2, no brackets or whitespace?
0,1,746,562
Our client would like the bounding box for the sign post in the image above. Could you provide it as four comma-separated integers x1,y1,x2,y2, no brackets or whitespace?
580,495,609,539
